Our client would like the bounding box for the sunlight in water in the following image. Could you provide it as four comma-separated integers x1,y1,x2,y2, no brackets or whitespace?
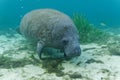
0,0,6,10
0,0,6,4
0,0,5,5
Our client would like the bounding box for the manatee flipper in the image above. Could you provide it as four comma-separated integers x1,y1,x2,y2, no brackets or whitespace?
37,41,44,59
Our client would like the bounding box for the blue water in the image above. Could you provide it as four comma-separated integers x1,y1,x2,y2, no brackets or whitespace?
0,0,120,28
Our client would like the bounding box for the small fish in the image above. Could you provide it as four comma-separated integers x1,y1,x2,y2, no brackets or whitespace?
100,22,107,26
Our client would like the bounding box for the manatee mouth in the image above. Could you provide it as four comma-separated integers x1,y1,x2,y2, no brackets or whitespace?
64,52,80,58
39,47,81,60
64,46,81,58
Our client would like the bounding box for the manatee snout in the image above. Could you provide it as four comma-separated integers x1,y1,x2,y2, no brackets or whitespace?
64,44,81,57
73,46,81,56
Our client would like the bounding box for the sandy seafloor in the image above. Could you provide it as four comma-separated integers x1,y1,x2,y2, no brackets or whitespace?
0,28,120,80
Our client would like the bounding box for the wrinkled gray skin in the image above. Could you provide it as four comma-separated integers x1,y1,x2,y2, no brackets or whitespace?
19,9,81,59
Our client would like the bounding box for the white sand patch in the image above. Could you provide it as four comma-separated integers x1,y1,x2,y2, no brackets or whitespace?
0,31,120,80
0,65,45,80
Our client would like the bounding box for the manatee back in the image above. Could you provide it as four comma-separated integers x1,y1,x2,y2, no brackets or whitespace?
20,9,75,44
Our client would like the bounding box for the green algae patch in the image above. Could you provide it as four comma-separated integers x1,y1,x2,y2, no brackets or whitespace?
0,55,39,69
109,47,120,55
101,69,110,73
108,45,120,56
68,72,82,79
41,59,65,77
85,58,104,64
107,41,120,56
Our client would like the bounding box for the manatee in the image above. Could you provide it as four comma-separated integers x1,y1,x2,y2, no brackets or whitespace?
19,9,81,59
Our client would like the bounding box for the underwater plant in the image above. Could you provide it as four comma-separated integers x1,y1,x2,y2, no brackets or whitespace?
72,14,109,44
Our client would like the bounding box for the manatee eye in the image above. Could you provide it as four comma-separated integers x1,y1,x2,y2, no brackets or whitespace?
62,38,69,45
